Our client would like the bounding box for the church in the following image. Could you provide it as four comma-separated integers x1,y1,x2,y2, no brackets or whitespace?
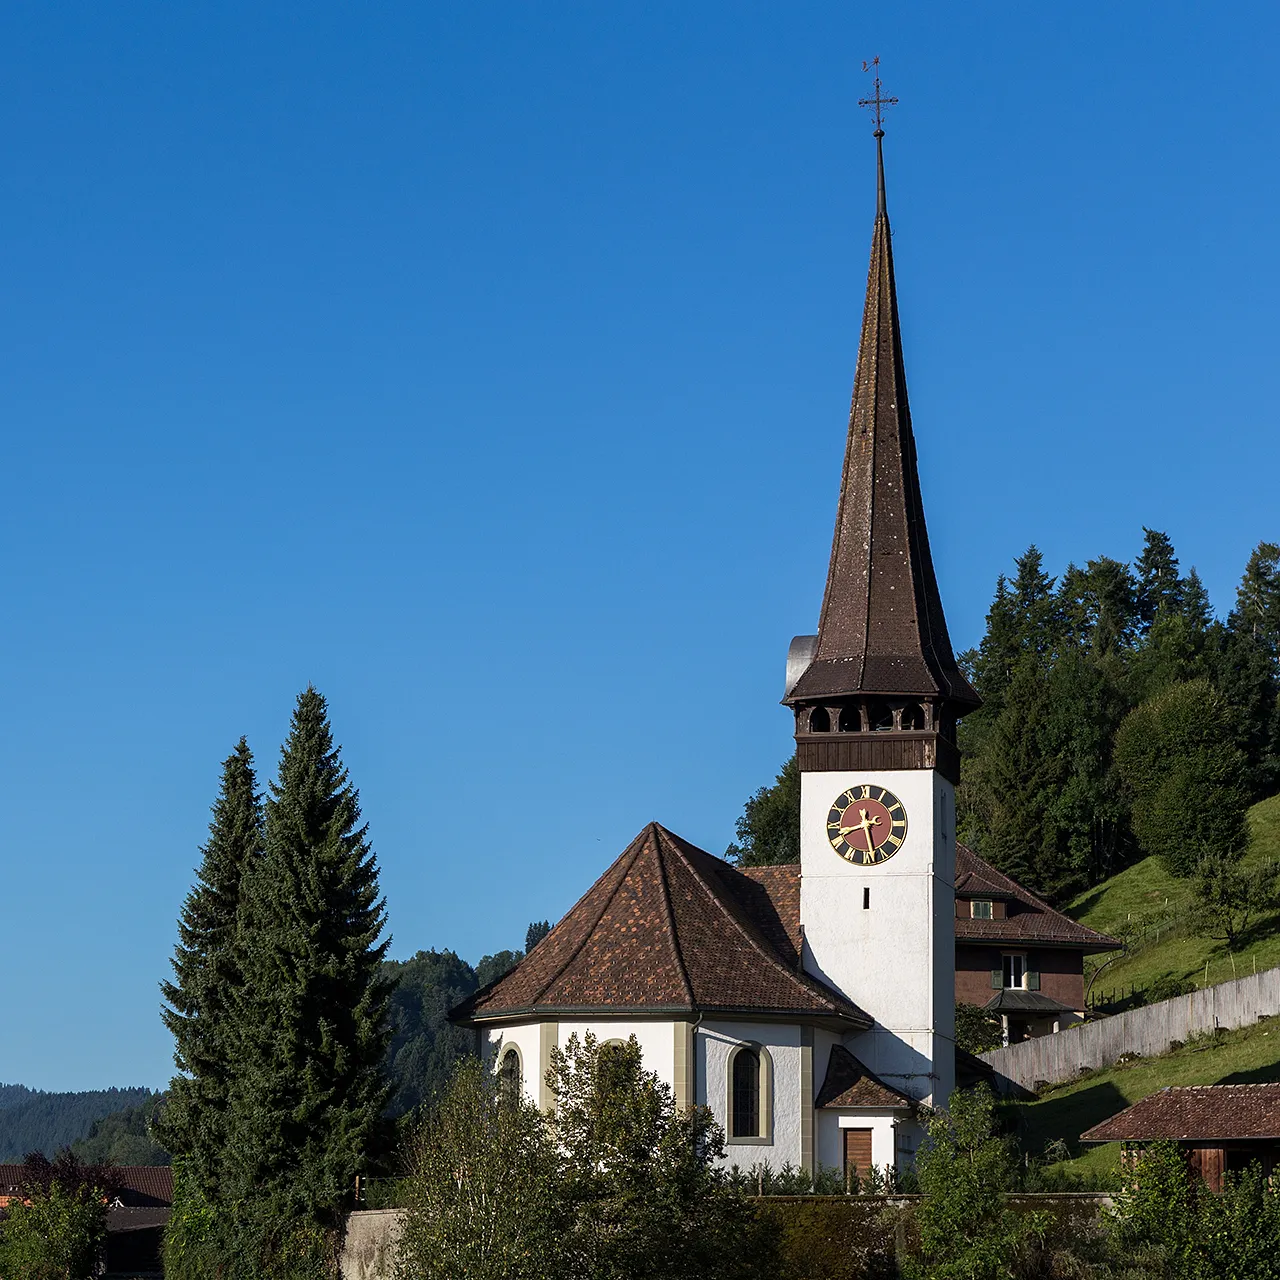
452,127,1116,1180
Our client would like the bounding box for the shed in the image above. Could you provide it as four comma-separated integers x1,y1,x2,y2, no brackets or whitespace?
1081,1084,1280,1190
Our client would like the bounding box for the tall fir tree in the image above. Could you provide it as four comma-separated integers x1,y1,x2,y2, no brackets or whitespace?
1135,528,1184,630
226,687,391,1233
156,738,263,1195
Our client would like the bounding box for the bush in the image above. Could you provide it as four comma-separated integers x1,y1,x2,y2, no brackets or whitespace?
0,1157,110,1280
753,1198,902,1280
1146,971,1195,1003
905,1088,1048,1280
1114,680,1249,876
394,1058,563,1280
1110,1140,1280,1279
395,1037,774,1280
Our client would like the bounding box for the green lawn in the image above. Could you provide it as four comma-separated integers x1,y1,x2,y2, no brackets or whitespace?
1009,1012,1280,1180
1066,793,1280,997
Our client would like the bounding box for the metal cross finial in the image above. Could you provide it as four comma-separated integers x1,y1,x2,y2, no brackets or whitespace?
858,57,898,137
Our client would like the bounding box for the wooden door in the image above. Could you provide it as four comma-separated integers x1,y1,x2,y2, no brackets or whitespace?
843,1128,874,1184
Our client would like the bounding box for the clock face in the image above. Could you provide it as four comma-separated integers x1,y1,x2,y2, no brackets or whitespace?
827,785,907,865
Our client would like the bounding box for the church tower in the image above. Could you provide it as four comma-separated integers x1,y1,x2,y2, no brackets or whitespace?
784,122,980,1114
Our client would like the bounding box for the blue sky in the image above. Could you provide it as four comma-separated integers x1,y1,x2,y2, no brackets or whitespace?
2,3,1278,1091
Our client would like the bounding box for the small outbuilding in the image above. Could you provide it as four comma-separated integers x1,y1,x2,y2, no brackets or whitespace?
1081,1084,1280,1190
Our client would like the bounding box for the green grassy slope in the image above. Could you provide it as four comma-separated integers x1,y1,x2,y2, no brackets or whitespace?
1067,793,1280,997
1009,1013,1280,1180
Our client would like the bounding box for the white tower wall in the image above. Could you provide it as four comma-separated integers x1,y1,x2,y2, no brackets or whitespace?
799,766,956,1110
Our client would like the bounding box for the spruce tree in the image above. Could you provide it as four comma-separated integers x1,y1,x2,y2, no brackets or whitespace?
227,687,391,1230
156,738,263,1194
1135,528,1183,629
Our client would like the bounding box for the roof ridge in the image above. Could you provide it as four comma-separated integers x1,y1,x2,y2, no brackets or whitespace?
957,843,1119,943
653,827,696,1008
662,830,851,1016
522,824,654,1009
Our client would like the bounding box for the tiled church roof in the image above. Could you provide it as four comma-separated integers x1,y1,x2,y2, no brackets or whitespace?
455,834,1118,1029
954,845,1121,950
455,824,871,1029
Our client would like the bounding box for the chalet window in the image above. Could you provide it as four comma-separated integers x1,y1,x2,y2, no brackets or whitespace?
499,1047,521,1098
970,900,993,920
1002,954,1026,990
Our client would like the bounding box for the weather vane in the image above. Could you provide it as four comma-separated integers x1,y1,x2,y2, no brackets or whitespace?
858,57,898,137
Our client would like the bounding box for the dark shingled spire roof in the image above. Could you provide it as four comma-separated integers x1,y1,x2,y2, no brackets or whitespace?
787,135,978,709
453,823,871,1029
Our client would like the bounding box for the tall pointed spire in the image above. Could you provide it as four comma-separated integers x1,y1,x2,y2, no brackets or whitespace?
786,124,978,743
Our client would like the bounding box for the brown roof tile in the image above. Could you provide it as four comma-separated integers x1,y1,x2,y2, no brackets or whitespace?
0,1165,172,1208
455,824,870,1028
1081,1085,1280,1143
815,1044,912,1109
955,845,1121,951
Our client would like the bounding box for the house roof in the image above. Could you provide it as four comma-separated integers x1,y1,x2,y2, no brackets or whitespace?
0,1165,172,1208
983,989,1078,1016
955,845,1122,952
455,823,871,1029
784,133,977,712
815,1043,913,1110
1081,1085,1280,1144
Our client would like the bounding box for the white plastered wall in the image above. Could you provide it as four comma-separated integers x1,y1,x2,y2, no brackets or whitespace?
483,1022,545,1108
814,1109,901,1174
699,1020,806,1173
554,1019,678,1091
800,768,956,1110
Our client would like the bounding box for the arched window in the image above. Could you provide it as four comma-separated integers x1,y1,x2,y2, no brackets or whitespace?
499,1046,522,1098
732,1049,760,1137
808,706,831,733
727,1043,773,1143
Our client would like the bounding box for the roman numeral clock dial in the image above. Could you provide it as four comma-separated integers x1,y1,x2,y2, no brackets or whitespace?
826,785,907,865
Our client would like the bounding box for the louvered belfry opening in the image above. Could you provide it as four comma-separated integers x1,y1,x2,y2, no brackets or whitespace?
783,131,980,779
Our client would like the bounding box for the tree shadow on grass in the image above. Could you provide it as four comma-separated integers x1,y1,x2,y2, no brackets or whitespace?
1216,1059,1280,1085
1010,1081,1131,1159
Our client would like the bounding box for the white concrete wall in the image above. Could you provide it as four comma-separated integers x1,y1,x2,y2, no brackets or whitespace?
814,1109,900,1176
800,767,956,1108
700,1020,805,1172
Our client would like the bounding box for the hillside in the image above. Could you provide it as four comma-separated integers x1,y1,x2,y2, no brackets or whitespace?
1067,792,1280,999
1010,1012,1280,1180
0,1085,157,1161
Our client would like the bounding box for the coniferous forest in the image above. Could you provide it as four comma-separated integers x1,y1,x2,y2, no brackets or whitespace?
730,531,1280,910
958,532,1279,903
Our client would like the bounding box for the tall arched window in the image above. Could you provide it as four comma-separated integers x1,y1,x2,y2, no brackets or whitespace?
726,1043,773,1142
731,1048,761,1138
499,1046,522,1098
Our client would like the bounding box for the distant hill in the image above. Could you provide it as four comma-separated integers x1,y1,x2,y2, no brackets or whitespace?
1066,792,1280,1000
0,1086,157,1161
